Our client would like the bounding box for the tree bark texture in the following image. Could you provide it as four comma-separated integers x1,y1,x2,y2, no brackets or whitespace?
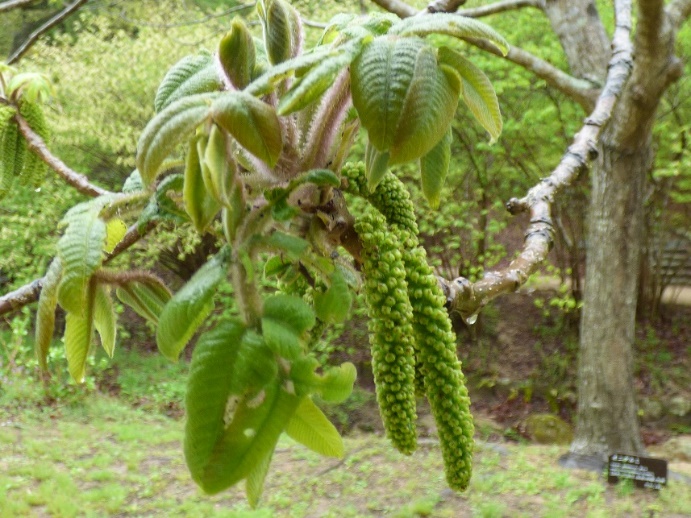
542,0,611,81
573,142,648,458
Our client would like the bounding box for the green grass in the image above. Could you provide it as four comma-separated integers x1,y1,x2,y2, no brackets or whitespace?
0,396,689,517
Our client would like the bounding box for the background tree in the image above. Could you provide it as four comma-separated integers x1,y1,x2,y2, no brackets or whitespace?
371,0,691,464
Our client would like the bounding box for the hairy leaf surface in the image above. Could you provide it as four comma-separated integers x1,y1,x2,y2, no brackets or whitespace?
438,46,502,142
137,93,215,185
93,284,116,358
116,276,171,325
219,18,256,90
184,136,221,232
261,294,315,359
184,320,247,484
278,38,366,115
389,44,460,164
314,269,352,324
198,381,300,494
211,92,282,167
390,14,509,55
35,258,62,370
420,128,452,209
57,204,107,315
154,53,221,113
64,285,95,384
157,250,228,361
351,37,423,152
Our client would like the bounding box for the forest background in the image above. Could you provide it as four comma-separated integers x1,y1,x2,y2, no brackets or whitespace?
0,0,690,516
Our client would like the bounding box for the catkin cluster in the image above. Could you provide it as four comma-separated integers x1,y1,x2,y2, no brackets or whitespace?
344,161,474,490
0,100,49,199
356,210,418,454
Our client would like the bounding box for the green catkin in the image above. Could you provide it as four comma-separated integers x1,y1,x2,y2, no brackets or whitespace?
356,210,418,454
398,230,474,491
18,100,49,187
0,110,23,200
343,161,426,394
344,161,474,490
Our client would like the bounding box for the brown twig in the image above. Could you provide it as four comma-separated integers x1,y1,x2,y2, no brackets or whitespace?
0,0,37,13
13,112,112,198
7,0,89,65
0,221,157,316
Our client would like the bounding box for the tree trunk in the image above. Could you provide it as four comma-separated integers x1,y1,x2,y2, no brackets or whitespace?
564,0,684,464
542,0,610,81
570,139,649,460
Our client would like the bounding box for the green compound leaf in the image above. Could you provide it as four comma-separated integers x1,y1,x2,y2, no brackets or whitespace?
246,45,334,97
261,294,315,359
389,44,460,164
420,127,452,209
351,37,422,153
211,91,283,167
154,53,222,113
184,136,221,233
290,358,357,403
314,269,352,324
259,0,302,65
0,116,24,200
219,17,256,90
64,282,95,384
115,276,171,325
184,320,246,485
195,380,300,494
35,258,62,371
93,284,116,358
136,93,216,186
285,397,344,458
18,100,49,187
201,124,235,206
389,14,509,56
157,250,228,362
278,37,367,115
438,46,502,143
245,448,273,508
57,203,107,316
104,218,127,254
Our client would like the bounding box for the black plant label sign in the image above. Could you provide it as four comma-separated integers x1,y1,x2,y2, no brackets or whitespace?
608,454,668,490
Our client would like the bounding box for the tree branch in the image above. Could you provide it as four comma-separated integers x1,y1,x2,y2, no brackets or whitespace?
7,0,89,65
458,0,544,18
0,0,38,12
465,38,598,110
371,0,416,17
0,221,157,316
440,0,634,319
13,111,112,198
372,0,597,110
666,0,691,30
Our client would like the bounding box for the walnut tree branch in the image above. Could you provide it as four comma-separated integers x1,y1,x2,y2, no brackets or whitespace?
13,111,112,198
0,221,157,316
7,0,89,65
0,0,38,13
667,0,691,30
458,0,544,18
440,0,634,319
371,0,598,110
